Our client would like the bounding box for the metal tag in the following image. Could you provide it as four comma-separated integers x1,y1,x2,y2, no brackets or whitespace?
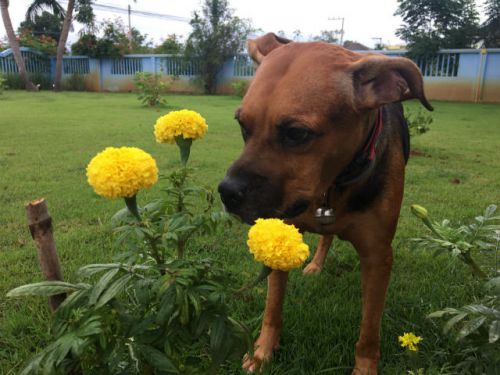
314,207,335,225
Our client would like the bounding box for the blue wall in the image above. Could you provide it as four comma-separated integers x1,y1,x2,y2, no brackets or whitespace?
1,47,499,102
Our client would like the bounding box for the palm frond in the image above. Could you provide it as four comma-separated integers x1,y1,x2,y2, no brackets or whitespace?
25,0,65,22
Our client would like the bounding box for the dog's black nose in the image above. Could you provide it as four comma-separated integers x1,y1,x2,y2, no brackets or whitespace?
218,177,246,211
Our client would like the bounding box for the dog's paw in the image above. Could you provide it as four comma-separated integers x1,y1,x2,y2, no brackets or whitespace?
352,357,378,375
303,261,322,275
242,334,279,373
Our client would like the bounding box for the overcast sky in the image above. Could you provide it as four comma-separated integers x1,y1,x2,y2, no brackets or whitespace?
1,0,489,49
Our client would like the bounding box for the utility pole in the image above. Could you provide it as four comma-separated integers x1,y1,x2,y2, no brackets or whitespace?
127,4,132,42
372,37,382,50
328,17,344,45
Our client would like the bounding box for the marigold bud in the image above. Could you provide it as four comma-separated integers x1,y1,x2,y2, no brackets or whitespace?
411,204,429,220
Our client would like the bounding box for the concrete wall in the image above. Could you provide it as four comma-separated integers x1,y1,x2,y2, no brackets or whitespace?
1,48,499,103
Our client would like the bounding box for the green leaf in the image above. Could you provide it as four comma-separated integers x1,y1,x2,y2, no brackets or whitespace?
443,312,467,334
456,316,487,341
95,274,133,308
489,320,500,343
188,291,202,319
89,268,120,305
78,263,121,277
77,316,102,337
427,307,459,319
210,315,226,353
136,344,179,373
7,281,82,298
111,207,132,225
484,204,497,219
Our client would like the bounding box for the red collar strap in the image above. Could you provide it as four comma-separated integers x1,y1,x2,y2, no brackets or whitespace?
363,108,383,161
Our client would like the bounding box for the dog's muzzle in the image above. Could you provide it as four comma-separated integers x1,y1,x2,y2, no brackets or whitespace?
218,174,309,223
218,177,246,213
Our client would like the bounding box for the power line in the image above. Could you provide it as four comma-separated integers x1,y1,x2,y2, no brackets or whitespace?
59,0,190,23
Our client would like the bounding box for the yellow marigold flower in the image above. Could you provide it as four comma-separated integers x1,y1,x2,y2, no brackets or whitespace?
154,109,208,144
247,219,310,271
86,147,158,199
398,332,423,352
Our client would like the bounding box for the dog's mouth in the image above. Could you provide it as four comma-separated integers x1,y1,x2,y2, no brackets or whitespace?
222,199,311,225
281,199,311,219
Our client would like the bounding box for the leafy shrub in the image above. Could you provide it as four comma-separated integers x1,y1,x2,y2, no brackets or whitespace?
19,31,58,56
63,73,87,91
412,204,500,373
3,73,52,90
0,74,7,94
134,72,171,107
405,107,433,136
231,80,248,97
8,118,252,373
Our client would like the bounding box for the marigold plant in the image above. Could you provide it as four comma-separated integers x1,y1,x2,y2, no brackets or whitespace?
86,146,158,199
247,218,310,271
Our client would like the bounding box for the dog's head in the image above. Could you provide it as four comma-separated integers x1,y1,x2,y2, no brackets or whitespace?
219,33,432,229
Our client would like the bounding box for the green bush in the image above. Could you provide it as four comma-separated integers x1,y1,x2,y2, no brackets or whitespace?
0,74,7,94
8,122,251,374
4,73,52,90
63,73,87,91
411,204,500,373
134,72,171,107
231,80,248,97
404,107,433,136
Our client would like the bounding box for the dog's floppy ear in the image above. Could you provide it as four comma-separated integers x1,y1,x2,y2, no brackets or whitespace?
247,33,291,66
349,55,433,111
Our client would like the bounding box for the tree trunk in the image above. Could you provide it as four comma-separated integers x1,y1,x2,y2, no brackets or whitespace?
54,0,75,91
25,198,66,312
0,0,37,91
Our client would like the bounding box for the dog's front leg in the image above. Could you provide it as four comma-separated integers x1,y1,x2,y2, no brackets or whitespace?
243,270,288,373
303,234,334,274
352,244,393,375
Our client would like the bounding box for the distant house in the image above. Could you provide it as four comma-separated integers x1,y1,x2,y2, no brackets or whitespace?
343,40,370,50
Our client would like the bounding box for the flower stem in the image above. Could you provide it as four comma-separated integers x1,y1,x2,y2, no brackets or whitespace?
421,217,445,240
175,136,192,165
461,252,488,280
124,195,141,221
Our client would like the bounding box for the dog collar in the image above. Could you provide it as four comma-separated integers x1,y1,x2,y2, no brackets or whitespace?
315,109,383,225
335,109,383,188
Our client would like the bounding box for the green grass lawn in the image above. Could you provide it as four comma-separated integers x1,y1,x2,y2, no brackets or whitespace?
0,91,499,374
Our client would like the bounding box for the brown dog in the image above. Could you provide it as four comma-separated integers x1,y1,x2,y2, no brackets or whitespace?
218,33,432,374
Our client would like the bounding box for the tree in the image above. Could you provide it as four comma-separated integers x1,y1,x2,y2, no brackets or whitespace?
0,0,37,90
312,30,338,43
480,0,500,47
71,19,151,57
26,0,64,23
50,0,94,91
292,29,302,41
20,10,63,42
54,0,74,90
155,34,183,54
395,0,479,58
185,0,252,94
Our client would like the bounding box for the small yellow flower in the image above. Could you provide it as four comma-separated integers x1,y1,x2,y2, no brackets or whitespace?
247,219,310,271
154,109,208,144
398,332,423,351
86,147,158,199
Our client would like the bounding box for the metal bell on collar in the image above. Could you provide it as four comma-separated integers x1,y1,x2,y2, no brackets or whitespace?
315,207,335,225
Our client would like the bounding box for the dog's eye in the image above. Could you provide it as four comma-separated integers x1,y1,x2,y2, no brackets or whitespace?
281,126,314,147
240,124,250,142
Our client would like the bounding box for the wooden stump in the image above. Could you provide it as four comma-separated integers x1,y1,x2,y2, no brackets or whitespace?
25,198,66,312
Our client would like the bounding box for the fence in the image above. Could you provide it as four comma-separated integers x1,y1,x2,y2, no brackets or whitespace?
1,47,499,102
